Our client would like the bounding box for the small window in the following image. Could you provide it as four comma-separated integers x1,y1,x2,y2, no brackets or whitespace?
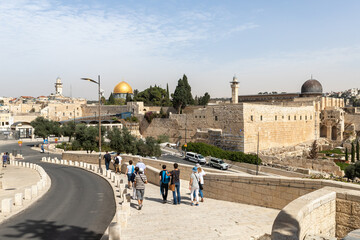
282,116,284,119
195,116,197,118
260,115,263,121
251,115,253,121
63,112,65,116
310,115,312,120
294,116,296,120
305,116,307,120
203,116,205,118
66,106,68,109
288,116,290,120
300,116,302,120
70,112,72,116
215,116,218,121
275,115,277,121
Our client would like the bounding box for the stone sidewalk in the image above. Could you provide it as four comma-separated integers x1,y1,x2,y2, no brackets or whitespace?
120,176,279,240
0,165,40,199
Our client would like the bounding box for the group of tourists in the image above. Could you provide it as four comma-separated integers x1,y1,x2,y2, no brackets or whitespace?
2,152,9,167
105,152,206,210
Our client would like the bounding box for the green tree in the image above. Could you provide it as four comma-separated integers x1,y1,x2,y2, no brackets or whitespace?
108,93,115,105
61,121,76,142
172,74,193,113
73,124,102,153
351,141,355,163
31,117,61,139
345,164,355,180
134,85,170,106
107,127,124,153
345,147,349,161
125,93,132,103
357,140,359,161
198,92,211,105
309,140,318,159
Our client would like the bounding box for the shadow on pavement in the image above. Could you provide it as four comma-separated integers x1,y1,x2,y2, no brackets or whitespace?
2,220,102,240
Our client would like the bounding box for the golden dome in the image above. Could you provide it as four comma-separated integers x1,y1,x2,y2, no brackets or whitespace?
113,81,133,94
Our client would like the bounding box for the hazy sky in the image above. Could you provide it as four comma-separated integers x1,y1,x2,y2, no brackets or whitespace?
1,0,360,100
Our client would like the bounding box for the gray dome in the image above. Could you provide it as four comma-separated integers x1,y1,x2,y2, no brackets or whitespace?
301,79,323,94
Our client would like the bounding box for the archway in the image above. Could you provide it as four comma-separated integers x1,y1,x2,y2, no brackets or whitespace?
320,125,327,138
331,126,337,140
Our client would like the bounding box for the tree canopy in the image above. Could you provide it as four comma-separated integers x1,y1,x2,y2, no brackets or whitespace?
134,85,171,106
31,117,61,139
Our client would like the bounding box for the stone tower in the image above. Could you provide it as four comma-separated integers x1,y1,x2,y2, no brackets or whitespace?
230,75,239,104
55,77,63,96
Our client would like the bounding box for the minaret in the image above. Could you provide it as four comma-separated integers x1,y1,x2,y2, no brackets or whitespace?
230,75,239,104
55,77,63,96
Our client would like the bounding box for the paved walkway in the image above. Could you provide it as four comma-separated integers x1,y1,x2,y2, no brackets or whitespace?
0,165,40,200
120,176,279,240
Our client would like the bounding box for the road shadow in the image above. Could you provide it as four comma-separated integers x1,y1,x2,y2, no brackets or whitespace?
1,219,102,240
271,210,301,239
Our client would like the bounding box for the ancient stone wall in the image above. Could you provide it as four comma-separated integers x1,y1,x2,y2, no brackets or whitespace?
82,105,129,117
243,103,316,152
345,113,360,131
140,118,182,143
204,173,360,210
336,189,360,238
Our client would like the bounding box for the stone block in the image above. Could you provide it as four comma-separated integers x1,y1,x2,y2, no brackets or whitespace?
337,199,352,214
56,159,60,164
93,166,98,173
80,162,84,168
51,159,55,163
60,160,64,164
1,198,13,213
107,170,112,179
111,173,115,182
31,185,38,197
37,181,43,191
75,161,79,167
69,160,73,165
119,211,127,228
24,188,32,200
26,162,30,168
64,160,68,165
42,157,46,162
15,193,23,206
109,222,121,240
30,163,34,169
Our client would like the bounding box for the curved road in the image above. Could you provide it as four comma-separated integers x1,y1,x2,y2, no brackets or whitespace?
0,141,115,240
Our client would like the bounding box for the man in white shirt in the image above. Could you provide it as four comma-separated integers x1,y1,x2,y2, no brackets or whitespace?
114,153,122,174
136,159,146,173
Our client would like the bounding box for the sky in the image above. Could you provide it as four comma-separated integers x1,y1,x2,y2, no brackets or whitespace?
1,0,360,100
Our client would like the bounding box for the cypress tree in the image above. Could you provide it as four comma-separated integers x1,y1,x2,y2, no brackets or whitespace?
356,140,359,161
351,142,355,163
345,147,349,162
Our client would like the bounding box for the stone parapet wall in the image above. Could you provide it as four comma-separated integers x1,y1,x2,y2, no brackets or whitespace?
204,174,360,210
271,187,336,240
335,189,360,238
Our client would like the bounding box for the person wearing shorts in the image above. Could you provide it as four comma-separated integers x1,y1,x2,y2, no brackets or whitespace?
127,160,135,189
134,168,148,210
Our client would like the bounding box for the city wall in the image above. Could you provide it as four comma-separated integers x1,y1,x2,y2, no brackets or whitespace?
345,113,360,131
141,103,317,153
271,187,360,239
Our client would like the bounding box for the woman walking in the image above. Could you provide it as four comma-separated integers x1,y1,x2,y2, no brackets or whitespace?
134,168,148,210
197,165,206,202
189,167,200,206
170,163,181,205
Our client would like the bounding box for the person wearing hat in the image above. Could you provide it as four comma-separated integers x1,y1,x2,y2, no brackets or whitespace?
195,163,206,202
134,167,148,210
189,167,200,206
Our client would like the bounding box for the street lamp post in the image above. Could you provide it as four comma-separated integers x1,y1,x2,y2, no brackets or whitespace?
81,75,102,173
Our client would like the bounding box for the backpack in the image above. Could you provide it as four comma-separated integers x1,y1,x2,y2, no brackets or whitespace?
161,170,170,184
115,156,119,164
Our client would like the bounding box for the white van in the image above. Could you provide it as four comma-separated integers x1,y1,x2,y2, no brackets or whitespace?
185,152,207,165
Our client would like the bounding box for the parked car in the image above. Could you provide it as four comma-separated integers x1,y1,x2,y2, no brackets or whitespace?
208,157,229,170
184,152,207,165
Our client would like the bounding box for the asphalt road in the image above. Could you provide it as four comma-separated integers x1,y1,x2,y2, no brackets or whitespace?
0,141,115,240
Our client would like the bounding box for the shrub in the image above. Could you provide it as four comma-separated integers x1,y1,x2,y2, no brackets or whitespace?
184,142,260,165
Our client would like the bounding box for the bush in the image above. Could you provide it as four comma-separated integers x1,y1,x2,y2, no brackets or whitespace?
345,161,360,180
336,162,349,171
157,134,169,143
183,142,260,165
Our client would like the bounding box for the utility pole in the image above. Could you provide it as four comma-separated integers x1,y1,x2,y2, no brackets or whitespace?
98,75,102,171
256,132,259,175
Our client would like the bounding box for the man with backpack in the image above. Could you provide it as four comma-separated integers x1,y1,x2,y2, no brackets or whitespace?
103,151,111,170
159,165,170,203
114,153,121,174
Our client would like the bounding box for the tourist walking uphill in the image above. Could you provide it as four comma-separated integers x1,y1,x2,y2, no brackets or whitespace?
134,168,148,210
196,163,206,202
189,167,200,206
2,152,8,167
104,151,111,170
170,163,181,205
159,165,170,203
114,153,121,174
127,160,135,189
